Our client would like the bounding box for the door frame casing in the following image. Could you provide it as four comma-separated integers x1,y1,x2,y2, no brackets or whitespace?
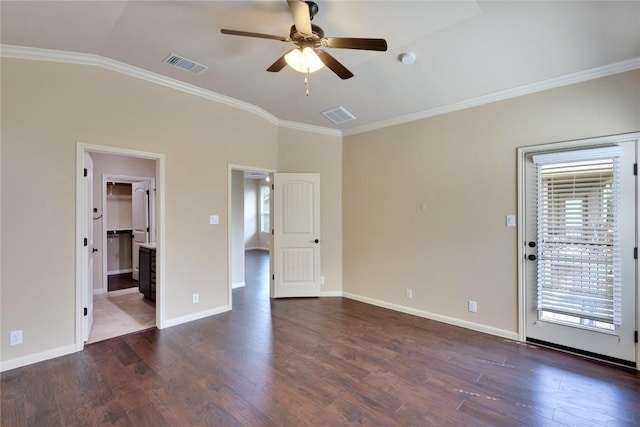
516,132,640,369
75,143,166,351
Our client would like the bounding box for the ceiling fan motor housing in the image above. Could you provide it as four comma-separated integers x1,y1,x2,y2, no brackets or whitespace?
290,24,325,45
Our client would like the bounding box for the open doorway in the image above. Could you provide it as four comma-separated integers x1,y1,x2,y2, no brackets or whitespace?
90,164,157,343
77,144,164,349
229,166,275,308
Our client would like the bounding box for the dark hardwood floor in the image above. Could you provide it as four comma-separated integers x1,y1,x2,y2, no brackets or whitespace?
2,249,639,426
108,273,138,292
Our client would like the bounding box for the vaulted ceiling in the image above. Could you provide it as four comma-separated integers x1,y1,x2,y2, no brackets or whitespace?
2,1,639,134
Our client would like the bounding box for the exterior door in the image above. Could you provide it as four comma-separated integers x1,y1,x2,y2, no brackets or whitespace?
271,173,321,298
132,181,150,281
524,138,637,366
82,152,95,342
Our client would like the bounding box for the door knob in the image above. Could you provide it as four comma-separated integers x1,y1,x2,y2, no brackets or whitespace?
92,248,98,253
312,239,319,244
528,254,537,261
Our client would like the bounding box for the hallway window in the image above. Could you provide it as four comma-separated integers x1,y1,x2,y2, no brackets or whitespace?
260,185,270,233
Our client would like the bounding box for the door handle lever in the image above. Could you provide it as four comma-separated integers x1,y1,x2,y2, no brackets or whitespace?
92,248,98,253
311,239,319,244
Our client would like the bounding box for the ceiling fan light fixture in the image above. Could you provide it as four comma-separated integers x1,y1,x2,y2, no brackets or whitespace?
285,47,325,73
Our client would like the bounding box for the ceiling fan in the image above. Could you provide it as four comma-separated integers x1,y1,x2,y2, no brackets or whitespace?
221,0,387,89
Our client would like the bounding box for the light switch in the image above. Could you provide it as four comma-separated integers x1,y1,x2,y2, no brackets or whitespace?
506,215,516,227
210,215,219,225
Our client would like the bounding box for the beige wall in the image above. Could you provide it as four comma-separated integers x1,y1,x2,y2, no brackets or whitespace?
243,178,261,249
278,127,343,294
1,57,279,363
343,70,640,334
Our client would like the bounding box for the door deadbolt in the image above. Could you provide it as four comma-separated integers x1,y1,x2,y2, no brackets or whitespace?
527,254,537,261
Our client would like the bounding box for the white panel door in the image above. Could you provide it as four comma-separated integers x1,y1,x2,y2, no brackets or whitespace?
82,152,94,342
272,173,321,298
524,139,637,365
131,181,150,281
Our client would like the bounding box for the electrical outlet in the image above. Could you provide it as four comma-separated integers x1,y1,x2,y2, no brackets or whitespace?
10,330,23,346
405,289,413,299
192,293,199,304
468,300,477,313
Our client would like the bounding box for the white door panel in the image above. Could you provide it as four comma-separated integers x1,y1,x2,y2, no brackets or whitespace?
524,139,637,365
272,173,321,298
132,181,150,281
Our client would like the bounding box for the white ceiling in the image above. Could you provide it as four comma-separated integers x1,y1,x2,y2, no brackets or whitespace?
2,1,639,134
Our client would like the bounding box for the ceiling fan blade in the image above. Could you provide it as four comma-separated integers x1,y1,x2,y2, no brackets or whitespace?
316,51,354,80
267,53,289,72
323,37,388,51
221,29,289,42
287,0,312,35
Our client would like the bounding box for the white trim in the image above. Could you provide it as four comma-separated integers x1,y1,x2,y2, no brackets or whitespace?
343,58,640,136
164,305,231,328
3,44,637,137
343,292,519,341
245,246,269,251
278,119,341,137
0,344,77,373
320,291,342,297
232,282,246,289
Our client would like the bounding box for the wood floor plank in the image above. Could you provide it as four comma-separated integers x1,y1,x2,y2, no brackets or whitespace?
2,250,640,426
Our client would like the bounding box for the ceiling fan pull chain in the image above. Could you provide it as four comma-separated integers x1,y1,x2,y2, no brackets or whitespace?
305,69,310,96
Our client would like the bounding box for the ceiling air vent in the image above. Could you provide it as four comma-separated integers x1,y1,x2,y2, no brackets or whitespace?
322,106,356,125
163,53,208,75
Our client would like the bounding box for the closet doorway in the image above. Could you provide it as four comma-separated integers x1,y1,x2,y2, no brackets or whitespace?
87,152,157,344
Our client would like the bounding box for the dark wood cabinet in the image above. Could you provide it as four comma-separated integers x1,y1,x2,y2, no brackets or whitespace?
139,246,156,302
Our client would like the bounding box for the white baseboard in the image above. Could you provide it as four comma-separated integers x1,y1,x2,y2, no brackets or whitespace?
320,291,342,297
0,344,78,372
93,288,107,295
232,282,246,289
342,292,519,341
164,305,231,328
107,268,133,275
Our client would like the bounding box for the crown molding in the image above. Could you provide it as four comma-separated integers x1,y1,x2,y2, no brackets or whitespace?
0,44,341,136
278,119,342,137
343,57,640,136
2,45,637,138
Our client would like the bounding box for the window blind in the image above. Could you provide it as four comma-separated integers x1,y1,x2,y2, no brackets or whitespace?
533,147,621,326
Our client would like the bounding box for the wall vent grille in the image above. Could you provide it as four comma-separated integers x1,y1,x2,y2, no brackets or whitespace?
322,106,356,124
163,53,208,74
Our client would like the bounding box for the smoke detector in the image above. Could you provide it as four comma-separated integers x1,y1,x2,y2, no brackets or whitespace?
399,52,416,66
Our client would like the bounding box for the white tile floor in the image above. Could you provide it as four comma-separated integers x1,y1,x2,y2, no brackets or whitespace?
87,287,156,344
